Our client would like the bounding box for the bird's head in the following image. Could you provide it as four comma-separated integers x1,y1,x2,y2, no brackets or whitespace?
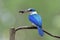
27,8,36,12
19,8,36,14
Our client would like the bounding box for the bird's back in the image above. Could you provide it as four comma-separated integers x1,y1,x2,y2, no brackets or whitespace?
28,14,44,36
28,14,42,27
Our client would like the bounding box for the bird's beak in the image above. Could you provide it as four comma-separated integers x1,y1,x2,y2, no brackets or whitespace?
19,10,29,14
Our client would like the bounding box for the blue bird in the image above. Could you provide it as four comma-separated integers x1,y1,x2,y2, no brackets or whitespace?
20,8,44,36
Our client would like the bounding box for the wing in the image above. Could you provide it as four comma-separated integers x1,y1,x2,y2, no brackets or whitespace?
28,14,44,36
28,14,42,28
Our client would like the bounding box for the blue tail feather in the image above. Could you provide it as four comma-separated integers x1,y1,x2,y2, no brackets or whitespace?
37,26,44,36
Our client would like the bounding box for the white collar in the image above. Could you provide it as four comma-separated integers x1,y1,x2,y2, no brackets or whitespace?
30,12,37,15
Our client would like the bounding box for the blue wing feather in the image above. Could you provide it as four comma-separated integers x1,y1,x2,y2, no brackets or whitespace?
29,14,42,27
28,14,44,36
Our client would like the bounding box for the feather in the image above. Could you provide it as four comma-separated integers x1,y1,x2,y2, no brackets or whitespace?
28,14,44,36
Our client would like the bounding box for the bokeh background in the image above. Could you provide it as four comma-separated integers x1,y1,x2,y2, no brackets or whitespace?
0,0,60,40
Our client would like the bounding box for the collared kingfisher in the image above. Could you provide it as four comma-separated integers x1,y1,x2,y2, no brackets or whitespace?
19,8,44,36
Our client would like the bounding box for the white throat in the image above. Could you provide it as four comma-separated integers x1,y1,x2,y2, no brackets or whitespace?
30,11,37,15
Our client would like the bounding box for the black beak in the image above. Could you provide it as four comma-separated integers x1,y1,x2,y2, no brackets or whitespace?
19,10,25,13
19,10,30,14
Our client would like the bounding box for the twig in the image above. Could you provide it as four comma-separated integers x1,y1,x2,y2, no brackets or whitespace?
15,26,60,39
15,26,36,31
10,27,15,40
10,26,60,40
43,30,60,38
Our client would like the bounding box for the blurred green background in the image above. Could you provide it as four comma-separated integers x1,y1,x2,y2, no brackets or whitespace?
0,0,60,40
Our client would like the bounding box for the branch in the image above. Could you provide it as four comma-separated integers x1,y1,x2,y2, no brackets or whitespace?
15,26,60,39
10,27,15,40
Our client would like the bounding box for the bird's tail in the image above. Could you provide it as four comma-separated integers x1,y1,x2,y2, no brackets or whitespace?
37,26,44,36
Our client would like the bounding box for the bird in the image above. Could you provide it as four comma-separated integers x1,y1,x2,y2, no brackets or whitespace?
19,8,44,36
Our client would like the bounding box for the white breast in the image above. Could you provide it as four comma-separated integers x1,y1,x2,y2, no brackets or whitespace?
30,11,37,15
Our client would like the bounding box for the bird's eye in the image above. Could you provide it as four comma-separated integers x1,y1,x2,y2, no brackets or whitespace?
29,9,32,11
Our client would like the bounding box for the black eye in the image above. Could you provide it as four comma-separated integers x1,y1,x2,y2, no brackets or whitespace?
29,9,33,11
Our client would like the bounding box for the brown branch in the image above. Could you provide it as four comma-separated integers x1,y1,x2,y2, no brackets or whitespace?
15,26,60,39
10,26,60,40
43,30,60,38
10,27,15,40
15,26,36,31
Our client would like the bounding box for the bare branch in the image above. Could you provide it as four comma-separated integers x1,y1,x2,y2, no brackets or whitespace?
10,27,15,40
15,26,60,39
15,26,36,31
